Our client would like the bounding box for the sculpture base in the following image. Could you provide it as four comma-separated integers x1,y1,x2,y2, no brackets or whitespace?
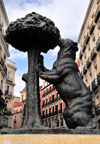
8,128,100,134
0,133,100,144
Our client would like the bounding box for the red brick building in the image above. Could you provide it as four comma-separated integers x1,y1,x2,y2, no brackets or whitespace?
40,81,66,128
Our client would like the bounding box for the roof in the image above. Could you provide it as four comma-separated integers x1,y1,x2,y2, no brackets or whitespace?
13,102,24,107
20,87,26,93
78,0,94,43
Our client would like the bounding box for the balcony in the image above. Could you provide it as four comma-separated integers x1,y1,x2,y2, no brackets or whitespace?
0,96,6,107
0,57,7,76
85,33,90,44
96,36,100,51
79,51,83,59
42,88,55,98
4,65,7,75
0,57,4,69
86,57,91,69
95,103,100,115
3,107,14,114
82,44,86,53
7,76,13,83
97,72,100,84
83,65,87,75
90,20,95,35
5,90,12,97
92,78,98,91
95,5,100,23
91,47,97,61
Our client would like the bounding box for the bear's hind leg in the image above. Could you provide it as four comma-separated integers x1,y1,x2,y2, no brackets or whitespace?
72,111,94,129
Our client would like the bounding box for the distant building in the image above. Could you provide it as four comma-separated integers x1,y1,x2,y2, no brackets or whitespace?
12,102,24,129
78,0,100,129
13,96,20,103
20,87,26,102
0,0,17,133
1,59,17,134
40,80,66,128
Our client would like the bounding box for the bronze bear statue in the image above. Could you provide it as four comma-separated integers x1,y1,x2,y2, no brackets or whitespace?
37,38,93,129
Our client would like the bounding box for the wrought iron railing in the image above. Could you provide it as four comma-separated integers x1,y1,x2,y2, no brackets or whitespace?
5,90,12,97
91,47,97,60
85,32,90,44
86,56,91,69
95,5,100,23
92,78,98,91
90,20,95,35
96,36,100,51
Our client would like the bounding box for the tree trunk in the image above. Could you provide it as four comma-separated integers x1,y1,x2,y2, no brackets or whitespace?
24,47,43,128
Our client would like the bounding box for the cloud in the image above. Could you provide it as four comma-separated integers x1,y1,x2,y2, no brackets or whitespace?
4,0,90,39
10,51,27,59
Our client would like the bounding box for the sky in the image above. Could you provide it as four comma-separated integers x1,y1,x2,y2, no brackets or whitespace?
3,0,90,96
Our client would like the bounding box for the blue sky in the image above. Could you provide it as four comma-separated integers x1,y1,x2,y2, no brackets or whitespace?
3,0,90,96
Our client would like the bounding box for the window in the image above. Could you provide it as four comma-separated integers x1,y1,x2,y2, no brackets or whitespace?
7,71,11,79
85,74,88,83
46,98,48,105
52,106,54,114
95,95,99,105
84,52,86,59
22,95,24,101
5,100,8,104
1,80,3,91
52,94,54,102
49,96,51,102
6,85,10,95
49,107,51,114
88,43,90,51
56,92,58,99
1,117,8,127
97,21,100,37
92,40,95,49
60,103,62,113
93,59,97,79
92,33,95,41
89,67,92,76
46,109,47,116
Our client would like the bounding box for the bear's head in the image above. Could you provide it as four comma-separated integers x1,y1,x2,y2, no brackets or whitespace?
57,38,78,60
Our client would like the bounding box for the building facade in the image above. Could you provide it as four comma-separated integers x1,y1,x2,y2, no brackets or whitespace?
40,80,66,128
0,0,17,133
78,0,100,129
20,87,26,102
1,59,17,133
12,102,24,129
0,0,10,99
13,96,20,103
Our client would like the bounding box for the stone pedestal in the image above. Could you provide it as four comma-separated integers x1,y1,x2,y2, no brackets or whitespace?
0,134,100,144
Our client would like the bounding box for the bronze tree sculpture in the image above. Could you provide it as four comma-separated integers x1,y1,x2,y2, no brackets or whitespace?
38,38,94,129
4,12,60,128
